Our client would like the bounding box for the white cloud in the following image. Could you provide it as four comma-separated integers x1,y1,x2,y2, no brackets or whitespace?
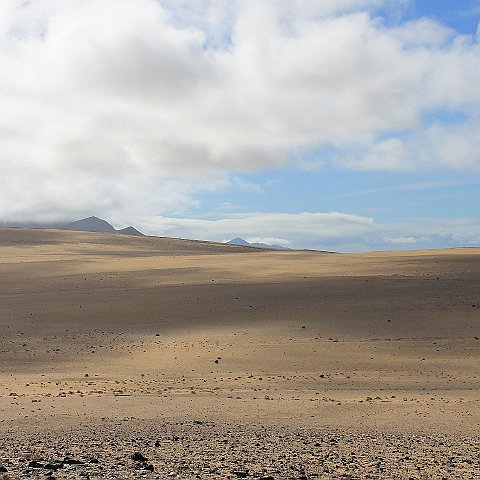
391,18,455,47
383,235,417,244
0,0,479,223
343,114,480,172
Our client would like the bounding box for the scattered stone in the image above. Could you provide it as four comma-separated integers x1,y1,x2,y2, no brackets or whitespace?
232,470,249,478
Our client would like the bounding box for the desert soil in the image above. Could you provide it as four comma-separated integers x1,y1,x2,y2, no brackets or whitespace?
0,229,479,479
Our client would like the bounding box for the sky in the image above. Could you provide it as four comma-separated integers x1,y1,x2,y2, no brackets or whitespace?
1,0,480,251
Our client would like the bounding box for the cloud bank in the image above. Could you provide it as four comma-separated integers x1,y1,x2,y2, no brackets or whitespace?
0,0,479,247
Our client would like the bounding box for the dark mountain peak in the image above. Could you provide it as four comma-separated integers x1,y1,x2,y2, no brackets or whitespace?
227,237,250,246
117,226,144,236
62,216,116,233
61,217,144,236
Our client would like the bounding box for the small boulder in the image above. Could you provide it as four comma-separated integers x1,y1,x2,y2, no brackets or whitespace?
131,452,148,462
232,471,249,478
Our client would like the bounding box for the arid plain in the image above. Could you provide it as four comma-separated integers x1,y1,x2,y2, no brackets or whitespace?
0,228,479,479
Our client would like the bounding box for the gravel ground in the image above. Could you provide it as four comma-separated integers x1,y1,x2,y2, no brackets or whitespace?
0,421,479,479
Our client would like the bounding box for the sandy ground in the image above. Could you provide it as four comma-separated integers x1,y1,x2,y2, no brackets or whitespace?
0,228,479,478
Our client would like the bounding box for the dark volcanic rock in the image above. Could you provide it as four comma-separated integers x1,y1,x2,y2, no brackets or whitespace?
232,470,249,478
131,452,148,462
44,462,63,471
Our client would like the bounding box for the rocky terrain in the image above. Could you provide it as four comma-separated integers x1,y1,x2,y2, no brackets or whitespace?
1,421,479,479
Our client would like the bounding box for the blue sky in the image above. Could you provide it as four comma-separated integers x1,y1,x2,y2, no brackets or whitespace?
1,0,480,251
399,0,480,34
196,169,478,223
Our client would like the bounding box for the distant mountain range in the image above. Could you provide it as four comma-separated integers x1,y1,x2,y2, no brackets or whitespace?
226,237,290,250
61,216,144,236
3,216,294,248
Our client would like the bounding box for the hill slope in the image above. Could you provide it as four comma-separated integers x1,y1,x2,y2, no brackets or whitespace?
0,228,270,254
